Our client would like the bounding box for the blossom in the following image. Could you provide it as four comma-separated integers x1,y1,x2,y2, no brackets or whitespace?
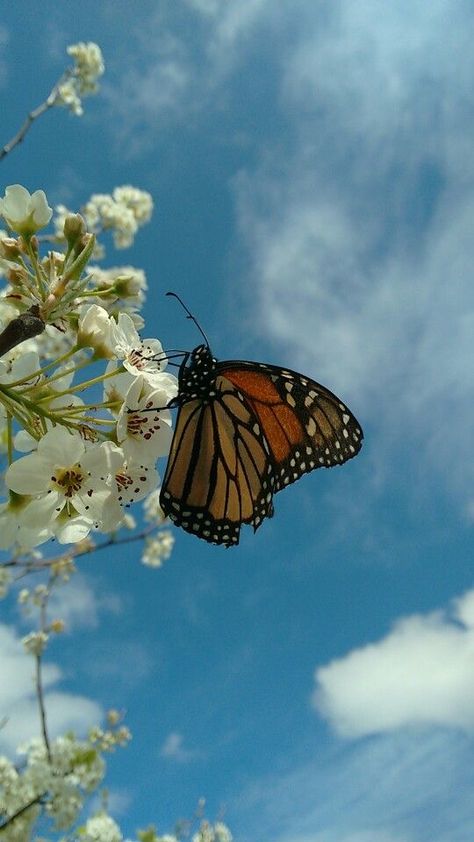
0,184,52,235
82,186,153,249
82,813,123,842
22,630,48,656
112,186,153,224
56,42,105,116
113,456,160,507
5,427,124,544
142,531,175,567
111,313,178,393
67,41,104,92
77,304,115,357
192,823,233,842
0,499,53,549
143,488,166,524
0,348,41,389
88,264,148,316
116,375,173,463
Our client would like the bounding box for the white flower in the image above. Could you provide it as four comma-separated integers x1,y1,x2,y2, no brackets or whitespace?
82,813,123,842
83,193,137,249
142,530,175,567
5,426,124,544
0,500,53,550
89,264,148,312
77,304,115,357
0,347,41,387
82,186,152,250
112,186,153,224
56,42,104,116
116,375,173,463
114,457,160,507
67,42,104,93
214,823,233,842
0,184,53,235
56,78,83,115
192,824,233,842
111,313,178,392
22,630,48,656
143,488,166,524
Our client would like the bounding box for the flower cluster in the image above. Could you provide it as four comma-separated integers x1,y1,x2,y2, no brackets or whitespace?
56,42,105,116
55,186,154,254
0,185,177,552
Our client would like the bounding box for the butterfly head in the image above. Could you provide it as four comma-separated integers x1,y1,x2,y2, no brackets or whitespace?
178,344,218,402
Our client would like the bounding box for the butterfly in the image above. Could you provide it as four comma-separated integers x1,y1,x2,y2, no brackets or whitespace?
159,334,363,547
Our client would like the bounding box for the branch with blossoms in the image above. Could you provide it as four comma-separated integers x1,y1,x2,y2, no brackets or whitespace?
0,42,105,161
0,41,234,842
0,183,179,560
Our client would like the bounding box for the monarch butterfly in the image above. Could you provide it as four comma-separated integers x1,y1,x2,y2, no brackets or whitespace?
159,297,363,547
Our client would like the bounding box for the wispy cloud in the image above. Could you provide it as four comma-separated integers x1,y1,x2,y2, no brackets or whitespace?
0,623,102,754
160,730,197,763
233,728,474,842
34,573,122,632
232,0,474,502
102,0,272,152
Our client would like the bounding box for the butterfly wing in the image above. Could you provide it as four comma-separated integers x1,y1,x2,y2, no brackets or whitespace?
219,361,363,493
160,375,275,546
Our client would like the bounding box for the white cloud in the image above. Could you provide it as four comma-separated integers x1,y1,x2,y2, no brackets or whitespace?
160,731,197,762
233,0,474,499
103,0,272,151
313,588,474,737
46,573,122,631
0,623,102,754
233,727,474,842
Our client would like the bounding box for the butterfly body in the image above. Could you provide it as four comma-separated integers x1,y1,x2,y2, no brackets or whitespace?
160,344,363,546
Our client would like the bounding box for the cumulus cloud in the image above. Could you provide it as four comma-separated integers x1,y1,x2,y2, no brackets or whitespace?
0,623,102,754
313,589,474,737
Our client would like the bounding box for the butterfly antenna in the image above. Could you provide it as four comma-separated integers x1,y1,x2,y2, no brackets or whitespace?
166,291,210,348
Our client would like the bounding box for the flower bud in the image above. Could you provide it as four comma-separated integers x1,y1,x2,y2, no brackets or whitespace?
7,267,28,287
63,213,87,246
0,237,20,261
50,619,66,633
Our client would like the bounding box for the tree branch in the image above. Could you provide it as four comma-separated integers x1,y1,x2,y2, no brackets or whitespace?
0,306,45,358
0,74,70,162
0,793,46,833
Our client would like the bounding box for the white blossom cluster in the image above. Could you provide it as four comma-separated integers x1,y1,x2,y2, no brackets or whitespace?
55,185,153,262
0,184,177,553
56,42,105,116
0,734,105,837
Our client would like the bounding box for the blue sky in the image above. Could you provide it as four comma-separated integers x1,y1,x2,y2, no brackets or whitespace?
1,1,474,840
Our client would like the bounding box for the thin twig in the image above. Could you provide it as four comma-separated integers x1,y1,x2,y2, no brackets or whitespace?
2,523,159,574
35,652,52,763
0,71,73,161
0,793,46,833
36,586,52,762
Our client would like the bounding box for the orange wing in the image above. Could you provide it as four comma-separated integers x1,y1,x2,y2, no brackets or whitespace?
160,377,275,546
220,361,363,492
